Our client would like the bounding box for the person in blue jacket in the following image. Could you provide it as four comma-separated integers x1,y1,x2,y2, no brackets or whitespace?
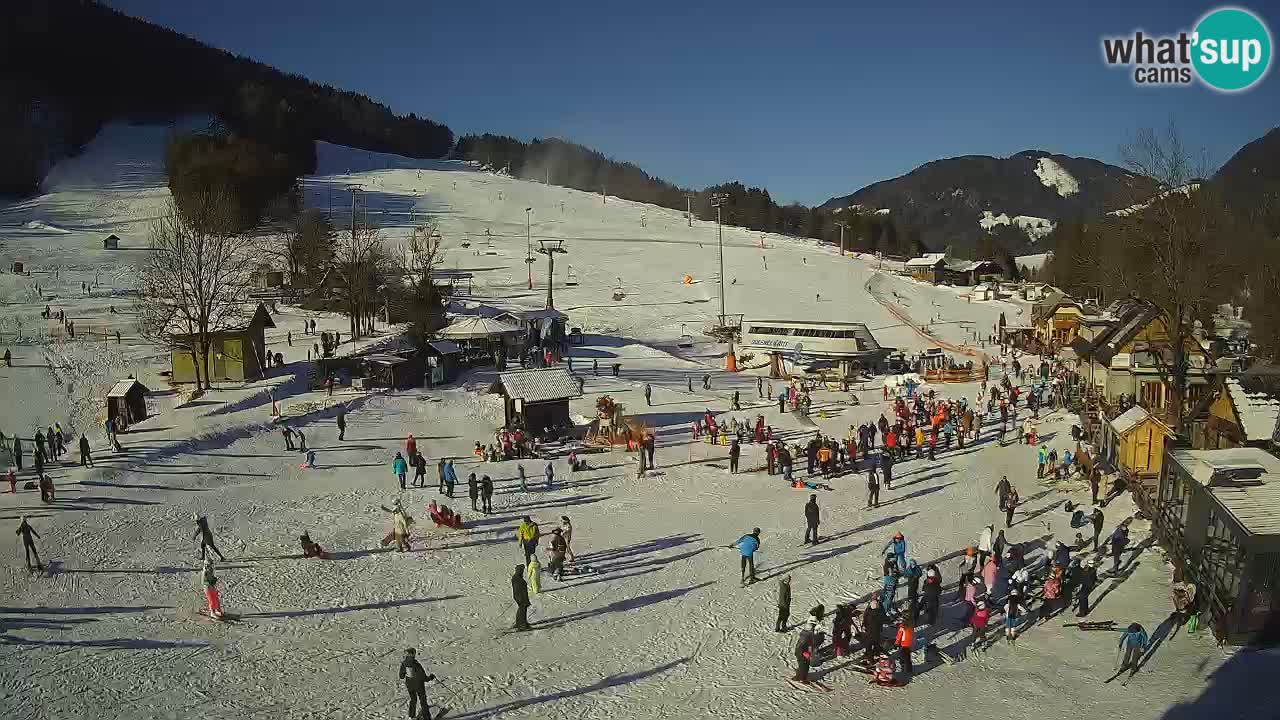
1113,622,1149,679
880,570,900,611
731,528,762,585
443,460,458,497
884,532,907,574
392,452,408,490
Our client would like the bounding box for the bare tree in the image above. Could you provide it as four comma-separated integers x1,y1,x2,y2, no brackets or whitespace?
1106,121,1232,432
394,220,447,339
136,194,256,393
333,220,386,341
269,209,335,294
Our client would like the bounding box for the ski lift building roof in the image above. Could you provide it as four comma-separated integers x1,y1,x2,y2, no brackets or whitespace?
437,316,521,340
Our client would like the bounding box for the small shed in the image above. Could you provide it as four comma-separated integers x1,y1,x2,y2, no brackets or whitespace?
971,284,996,301
10,261,24,274
497,368,582,432
103,234,120,250
1104,405,1174,512
106,378,149,430
424,340,462,387
360,353,423,390
169,303,276,383
1158,448,1280,643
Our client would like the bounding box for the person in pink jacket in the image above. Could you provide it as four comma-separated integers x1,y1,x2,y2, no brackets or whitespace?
982,556,999,590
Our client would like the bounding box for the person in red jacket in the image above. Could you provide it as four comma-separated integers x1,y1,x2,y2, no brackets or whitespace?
894,620,915,675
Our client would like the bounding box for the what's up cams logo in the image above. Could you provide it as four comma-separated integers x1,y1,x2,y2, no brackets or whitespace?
1102,7,1272,92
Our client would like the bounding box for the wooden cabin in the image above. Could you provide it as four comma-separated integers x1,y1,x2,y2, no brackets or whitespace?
169,304,276,383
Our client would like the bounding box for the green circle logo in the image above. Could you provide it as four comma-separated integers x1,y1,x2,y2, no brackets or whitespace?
1192,7,1272,91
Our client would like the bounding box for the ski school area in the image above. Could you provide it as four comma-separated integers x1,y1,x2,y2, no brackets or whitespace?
0,126,1261,720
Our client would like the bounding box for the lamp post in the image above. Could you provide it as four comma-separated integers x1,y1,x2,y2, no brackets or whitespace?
537,237,568,309
711,192,735,371
525,207,534,290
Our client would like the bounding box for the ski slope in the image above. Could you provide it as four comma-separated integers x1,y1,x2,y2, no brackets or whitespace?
0,124,1251,720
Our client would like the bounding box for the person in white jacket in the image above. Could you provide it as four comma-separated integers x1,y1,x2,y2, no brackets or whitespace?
559,515,575,561
977,524,994,566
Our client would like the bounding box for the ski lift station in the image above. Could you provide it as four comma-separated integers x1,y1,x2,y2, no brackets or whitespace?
739,319,892,377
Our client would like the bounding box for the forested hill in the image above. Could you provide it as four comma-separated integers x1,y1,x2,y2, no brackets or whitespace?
1,0,454,195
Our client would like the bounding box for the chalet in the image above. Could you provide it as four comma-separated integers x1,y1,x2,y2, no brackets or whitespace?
1032,299,1088,352
169,303,276,384
105,378,149,430
103,234,120,250
1197,376,1280,450
1156,447,1280,643
1071,299,1213,421
905,253,946,284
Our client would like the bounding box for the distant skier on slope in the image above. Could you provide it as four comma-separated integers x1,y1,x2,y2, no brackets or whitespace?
193,514,227,561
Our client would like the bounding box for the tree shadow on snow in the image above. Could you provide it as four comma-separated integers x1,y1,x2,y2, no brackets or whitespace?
241,595,462,620
446,658,691,720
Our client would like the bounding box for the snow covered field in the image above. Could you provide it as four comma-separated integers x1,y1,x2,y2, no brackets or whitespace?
0,125,1265,720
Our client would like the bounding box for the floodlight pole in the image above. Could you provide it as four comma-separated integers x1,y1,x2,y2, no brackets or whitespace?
711,193,735,370
525,208,533,290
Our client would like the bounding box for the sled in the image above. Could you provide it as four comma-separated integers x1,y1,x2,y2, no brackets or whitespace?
429,509,464,529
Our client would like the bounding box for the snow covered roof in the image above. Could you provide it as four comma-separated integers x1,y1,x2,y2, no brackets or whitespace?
1225,378,1280,442
362,353,409,366
437,316,520,339
427,340,461,354
1109,406,1150,435
106,379,148,398
498,368,582,403
905,253,946,267
1168,447,1280,536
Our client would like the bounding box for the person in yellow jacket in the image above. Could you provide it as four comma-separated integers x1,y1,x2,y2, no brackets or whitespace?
526,555,542,595
516,516,540,564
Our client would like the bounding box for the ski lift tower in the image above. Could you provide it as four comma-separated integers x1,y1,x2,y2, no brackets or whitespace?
524,207,534,290
711,192,737,371
537,237,568,309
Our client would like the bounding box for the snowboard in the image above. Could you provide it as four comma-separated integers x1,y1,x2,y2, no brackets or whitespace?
787,679,833,693
558,565,597,577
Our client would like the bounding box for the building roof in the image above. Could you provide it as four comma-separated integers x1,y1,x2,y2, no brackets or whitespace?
106,379,148,398
1168,447,1280,536
427,340,461,355
362,353,409,367
498,368,582,403
1225,378,1280,442
905,253,946,267
164,302,276,338
1108,405,1172,436
437,316,521,339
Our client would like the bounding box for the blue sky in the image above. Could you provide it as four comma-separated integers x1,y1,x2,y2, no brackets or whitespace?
107,0,1277,205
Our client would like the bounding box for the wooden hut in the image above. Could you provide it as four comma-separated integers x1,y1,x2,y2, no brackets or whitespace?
424,340,462,387
106,379,149,430
1102,405,1173,512
103,234,120,250
497,368,582,432
169,303,275,383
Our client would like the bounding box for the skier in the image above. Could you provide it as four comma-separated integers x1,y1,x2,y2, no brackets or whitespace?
393,452,409,490
894,619,915,675
511,564,532,630
12,436,21,471
559,515,575,561
921,564,943,625
977,524,994,566
1109,524,1130,573
970,599,991,647
193,514,227,561
281,425,295,451
515,463,526,493
517,516,540,564
200,558,224,619
776,575,792,632
380,499,413,552
757,376,764,399
412,452,427,488
702,374,711,390
16,516,43,571
444,460,457,497
862,597,886,664
729,439,741,474
1087,506,1105,549
903,559,922,620
398,648,436,720
436,459,447,493
1076,558,1099,616
467,472,479,511
336,411,346,441
803,494,820,545
643,383,652,406
547,527,569,580
1114,623,1149,679
1004,588,1022,644
866,464,880,509
995,475,1011,511
731,528,762,585
78,433,92,467
884,532,907,574
544,461,554,490
1005,486,1019,528
793,617,821,683
526,555,542,595
732,390,741,411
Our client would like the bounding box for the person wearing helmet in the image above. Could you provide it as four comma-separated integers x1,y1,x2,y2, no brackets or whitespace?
884,532,907,574
398,647,436,720
731,528,762,585
192,514,226,561
1076,557,1099,617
